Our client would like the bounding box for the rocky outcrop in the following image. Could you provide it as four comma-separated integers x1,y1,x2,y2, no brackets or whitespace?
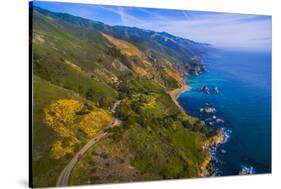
200,107,216,113
188,64,207,75
200,86,210,94
199,86,220,94
213,87,219,94
200,128,225,176
204,116,225,126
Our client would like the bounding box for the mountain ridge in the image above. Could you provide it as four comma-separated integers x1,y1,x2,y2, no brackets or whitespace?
31,5,216,187
33,6,211,75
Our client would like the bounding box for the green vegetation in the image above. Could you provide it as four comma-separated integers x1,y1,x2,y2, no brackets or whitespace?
31,6,214,187
68,77,214,185
32,76,112,187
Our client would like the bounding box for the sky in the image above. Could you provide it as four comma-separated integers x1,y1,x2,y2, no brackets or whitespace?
33,1,272,52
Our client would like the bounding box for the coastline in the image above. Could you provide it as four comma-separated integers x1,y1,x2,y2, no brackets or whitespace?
169,79,190,113
169,75,226,177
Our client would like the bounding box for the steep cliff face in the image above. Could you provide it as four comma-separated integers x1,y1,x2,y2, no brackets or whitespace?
33,7,210,76
31,6,215,187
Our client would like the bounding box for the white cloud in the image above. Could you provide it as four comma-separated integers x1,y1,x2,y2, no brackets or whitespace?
103,7,272,51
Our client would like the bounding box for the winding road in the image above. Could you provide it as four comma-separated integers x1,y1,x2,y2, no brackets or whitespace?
56,100,122,186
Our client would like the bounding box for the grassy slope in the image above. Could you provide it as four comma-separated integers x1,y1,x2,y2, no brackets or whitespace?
32,7,214,187
33,75,85,186
33,9,118,109
69,78,211,185
33,75,113,187
32,9,121,187
69,111,209,185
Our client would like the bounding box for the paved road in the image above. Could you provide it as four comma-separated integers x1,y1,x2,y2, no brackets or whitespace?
56,100,122,186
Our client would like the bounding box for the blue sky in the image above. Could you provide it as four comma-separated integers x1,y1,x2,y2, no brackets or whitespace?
33,1,272,52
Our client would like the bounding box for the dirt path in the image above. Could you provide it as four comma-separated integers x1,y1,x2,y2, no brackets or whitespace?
56,100,122,186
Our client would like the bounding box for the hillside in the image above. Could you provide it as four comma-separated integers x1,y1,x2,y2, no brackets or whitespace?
31,6,215,187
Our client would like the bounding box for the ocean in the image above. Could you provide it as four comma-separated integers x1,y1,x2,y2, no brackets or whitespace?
178,50,272,176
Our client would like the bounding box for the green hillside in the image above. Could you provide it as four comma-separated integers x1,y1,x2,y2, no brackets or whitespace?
31,6,215,187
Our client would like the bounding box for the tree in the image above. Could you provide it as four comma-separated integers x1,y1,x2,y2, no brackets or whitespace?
85,88,95,101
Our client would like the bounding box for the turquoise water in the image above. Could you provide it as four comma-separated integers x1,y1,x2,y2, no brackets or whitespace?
178,50,271,175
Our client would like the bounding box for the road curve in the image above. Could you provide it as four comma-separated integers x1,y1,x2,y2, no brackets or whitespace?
56,100,122,186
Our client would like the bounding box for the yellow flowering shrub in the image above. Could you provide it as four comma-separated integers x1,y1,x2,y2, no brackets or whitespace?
44,99,83,131
44,99,113,159
79,111,112,138
50,140,74,159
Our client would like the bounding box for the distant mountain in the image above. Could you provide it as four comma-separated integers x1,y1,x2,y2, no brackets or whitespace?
31,6,216,187
33,6,211,75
